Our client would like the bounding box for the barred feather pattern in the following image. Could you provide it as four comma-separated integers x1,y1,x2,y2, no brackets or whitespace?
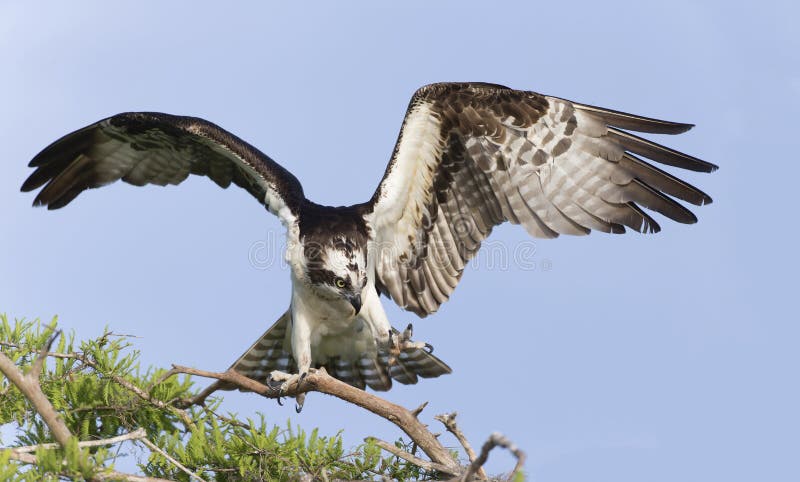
21,112,304,225
367,83,716,317
228,311,451,391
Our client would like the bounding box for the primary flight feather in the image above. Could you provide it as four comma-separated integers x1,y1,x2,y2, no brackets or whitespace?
22,82,715,409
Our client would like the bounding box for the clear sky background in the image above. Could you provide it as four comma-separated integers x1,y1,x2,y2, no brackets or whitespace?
1,2,797,480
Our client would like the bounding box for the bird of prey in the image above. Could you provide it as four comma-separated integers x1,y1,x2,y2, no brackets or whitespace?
22,82,716,410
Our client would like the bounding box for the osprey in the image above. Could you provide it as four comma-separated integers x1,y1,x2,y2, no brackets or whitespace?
22,82,715,410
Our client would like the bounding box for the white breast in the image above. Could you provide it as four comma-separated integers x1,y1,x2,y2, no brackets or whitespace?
290,277,377,364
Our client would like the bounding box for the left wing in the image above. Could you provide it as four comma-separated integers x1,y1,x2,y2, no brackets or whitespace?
364,82,716,317
21,112,305,226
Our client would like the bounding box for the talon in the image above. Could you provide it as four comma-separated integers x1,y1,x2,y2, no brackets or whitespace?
295,393,306,413
276,397,284,406
297,371,308,390
424,342,434,354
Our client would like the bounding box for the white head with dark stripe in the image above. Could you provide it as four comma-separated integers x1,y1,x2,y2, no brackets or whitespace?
302,235,367,314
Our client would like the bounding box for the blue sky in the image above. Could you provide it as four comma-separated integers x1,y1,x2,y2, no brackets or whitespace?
1,1,798,480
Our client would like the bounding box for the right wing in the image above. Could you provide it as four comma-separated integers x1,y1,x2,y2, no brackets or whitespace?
364,82,716,316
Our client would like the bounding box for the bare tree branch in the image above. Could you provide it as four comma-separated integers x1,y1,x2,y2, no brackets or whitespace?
435,412,487,480
10,428,148,453
0,329,73,447
365,437,456,475
1,332,194,481
138,436,208,482
460,432,526,482
5,424,204,481
4,449,175,482
3,330,527,480
78,360,195,430
167,365,461,474
1,340,79,359
1,338,195,430
5,423,207,481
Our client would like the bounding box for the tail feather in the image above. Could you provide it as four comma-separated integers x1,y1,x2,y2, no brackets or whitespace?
356,357,393,391
225,311,452,392
398,348,451,379
328,358,364,389
229,310,295,384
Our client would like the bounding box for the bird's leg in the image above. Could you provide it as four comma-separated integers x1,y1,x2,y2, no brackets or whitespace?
294,372,308,413
269,310,310,410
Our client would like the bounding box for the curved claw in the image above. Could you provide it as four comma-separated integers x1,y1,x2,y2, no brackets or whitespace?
295,402,303,413
274,381,287,399
424,342,434,354
276,397,284,406
295,392,306,413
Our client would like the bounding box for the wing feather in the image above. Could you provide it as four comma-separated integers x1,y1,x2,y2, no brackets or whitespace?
606,127,717,172
365,82,715,316
22,112,305,225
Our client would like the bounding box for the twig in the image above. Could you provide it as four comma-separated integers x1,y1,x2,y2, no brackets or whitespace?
78,361,194,429
0,332,193,481
411,401,429,418
4,449,175,482
94,469,176,482
435,412,486,480
1,338,195,429
0,341,79,359
365,437,455,475
110,372,194,430
138,437,208,482
0,330,73,447
10,428,148,453
176,380,220,408
203,406,253,430
31,330,60,378
148,367,180,391
168,364,461,474
460,432,526,482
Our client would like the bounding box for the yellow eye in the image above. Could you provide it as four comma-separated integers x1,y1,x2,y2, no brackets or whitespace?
335,278,346,288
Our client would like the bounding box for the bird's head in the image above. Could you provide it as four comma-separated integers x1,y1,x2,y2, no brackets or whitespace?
302,236,367,314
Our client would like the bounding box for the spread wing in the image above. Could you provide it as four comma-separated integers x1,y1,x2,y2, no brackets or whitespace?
21,112,305,225
365,82,716,317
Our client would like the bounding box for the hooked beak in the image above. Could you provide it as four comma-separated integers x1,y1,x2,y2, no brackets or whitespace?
347,293,362,314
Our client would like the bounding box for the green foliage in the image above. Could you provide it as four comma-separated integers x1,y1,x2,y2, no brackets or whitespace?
0,315,443,481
